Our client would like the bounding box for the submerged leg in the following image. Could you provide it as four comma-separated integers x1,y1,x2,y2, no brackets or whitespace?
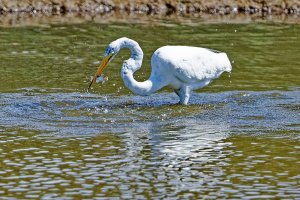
179,86,191,105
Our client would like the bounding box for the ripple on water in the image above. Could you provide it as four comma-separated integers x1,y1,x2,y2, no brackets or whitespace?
0,90,299,198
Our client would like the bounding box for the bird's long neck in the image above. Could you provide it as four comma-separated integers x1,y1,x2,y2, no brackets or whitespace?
119,38,156,96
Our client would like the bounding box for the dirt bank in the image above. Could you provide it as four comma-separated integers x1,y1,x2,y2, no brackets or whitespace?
1,0,300,15
0,1,299,26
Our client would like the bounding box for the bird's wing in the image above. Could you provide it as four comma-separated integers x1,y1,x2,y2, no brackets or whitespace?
166,46,232,83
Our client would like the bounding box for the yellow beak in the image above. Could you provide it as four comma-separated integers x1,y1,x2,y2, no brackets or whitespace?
87,53,113,92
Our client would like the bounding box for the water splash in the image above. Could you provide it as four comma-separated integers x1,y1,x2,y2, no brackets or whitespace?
0,90,299,137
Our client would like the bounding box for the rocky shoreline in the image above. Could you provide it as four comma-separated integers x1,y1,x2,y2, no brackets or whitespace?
1,0,299,26
1,0,300,15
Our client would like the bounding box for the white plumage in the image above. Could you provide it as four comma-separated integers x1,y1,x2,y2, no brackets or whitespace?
88,37,232,105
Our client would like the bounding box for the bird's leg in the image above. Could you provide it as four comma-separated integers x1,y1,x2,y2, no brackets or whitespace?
179,86,191,105
174,89,180,97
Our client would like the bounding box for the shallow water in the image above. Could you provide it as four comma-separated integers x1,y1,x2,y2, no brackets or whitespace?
0,22,299,198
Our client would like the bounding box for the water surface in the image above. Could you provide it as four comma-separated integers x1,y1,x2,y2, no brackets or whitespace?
0,22,299,199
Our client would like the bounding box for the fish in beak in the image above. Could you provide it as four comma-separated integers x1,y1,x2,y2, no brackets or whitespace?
87,51,114,92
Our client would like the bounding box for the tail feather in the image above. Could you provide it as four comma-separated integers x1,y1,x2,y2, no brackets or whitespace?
222,53,232,72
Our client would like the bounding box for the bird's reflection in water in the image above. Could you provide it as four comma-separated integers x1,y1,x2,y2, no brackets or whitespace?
122,119,231,165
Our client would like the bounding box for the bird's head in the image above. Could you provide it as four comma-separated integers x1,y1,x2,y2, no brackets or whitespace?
87,42,120,91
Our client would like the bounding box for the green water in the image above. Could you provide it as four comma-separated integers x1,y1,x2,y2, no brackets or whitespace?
1,23,299,93
0,22,299,199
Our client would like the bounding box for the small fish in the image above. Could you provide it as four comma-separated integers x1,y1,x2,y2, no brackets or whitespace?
90,75,108,84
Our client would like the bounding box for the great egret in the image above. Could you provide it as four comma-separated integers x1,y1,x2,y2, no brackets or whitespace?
88,37,232,105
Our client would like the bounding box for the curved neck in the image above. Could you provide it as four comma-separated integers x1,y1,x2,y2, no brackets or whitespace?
118,38,143,71
117,38,159,96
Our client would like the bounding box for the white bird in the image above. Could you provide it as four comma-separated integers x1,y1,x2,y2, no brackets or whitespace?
88,37,232,105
